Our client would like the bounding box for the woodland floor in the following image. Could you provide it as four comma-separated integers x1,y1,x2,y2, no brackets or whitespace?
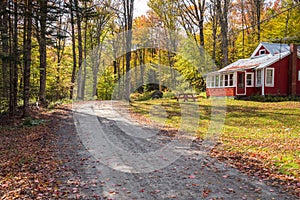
0,101,299,199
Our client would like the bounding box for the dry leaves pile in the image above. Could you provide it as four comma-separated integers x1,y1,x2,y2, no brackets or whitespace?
0,107,68,199
210,148,300,197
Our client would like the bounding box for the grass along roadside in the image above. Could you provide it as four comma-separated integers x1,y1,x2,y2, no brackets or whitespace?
129,98,300,195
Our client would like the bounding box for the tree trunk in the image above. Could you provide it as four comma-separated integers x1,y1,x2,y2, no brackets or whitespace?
138,48,145,85
23,0,33,117
38,0,47,105
216,0,229,66
82,12,88,100
124,0,134,99
0,0,9,99
198,0,205,46
10,0,19,115
255,0,261,42
241,0,245,57
69,0,77,100
210,0,218,62
74,0,83,100
284,10,291,41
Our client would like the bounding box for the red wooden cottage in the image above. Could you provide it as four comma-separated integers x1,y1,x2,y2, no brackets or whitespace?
205,42,300,97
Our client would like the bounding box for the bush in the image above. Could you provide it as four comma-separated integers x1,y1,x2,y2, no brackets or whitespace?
23,118,45,127
130,92,153,101
239,95,300,102
163,91,176,99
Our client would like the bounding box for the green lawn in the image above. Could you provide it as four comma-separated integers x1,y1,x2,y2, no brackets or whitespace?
130,98,300,179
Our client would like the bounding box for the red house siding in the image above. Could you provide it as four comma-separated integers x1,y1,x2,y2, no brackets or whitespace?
206,87,235,97
246,87,260,96
245,69,259,96
297,58,300,96
205,44,300,97
264,56,290,96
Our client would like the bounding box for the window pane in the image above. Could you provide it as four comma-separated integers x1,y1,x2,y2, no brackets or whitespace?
266,69,273,85
215,75,219,87
238,73,244,88
220,75,224,86
224,75,228,86
207,76,212,87
256,70,262,85
246,73,253,86
229,74,234,86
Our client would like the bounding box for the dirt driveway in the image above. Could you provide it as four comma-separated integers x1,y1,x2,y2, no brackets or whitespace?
56,101,297,199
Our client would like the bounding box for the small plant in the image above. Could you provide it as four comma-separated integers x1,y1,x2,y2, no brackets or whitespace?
131,92,153,101
163,91,176,99
23,117,45,127
241,95,300,102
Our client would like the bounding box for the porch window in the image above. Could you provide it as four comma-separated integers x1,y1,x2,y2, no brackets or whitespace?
224,74,228,86
246,73,254,87
229,74,234,86
206,75,217,88
220,75,224,86
206,76,212,88
266,68,274,87
215,75,219,87
256,69,262,86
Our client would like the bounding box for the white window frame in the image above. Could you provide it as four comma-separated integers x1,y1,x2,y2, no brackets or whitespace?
259,49,266,55
224,74,228,86
206,76,212,88
207,73,236,88
215,75,219,87
228,73,234,87
220,75,224,87
256,69,262,86
265,68,275,87
246,72,254,87
298,70,300,81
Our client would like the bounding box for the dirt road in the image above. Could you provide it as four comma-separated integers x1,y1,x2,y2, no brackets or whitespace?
56,101,297,199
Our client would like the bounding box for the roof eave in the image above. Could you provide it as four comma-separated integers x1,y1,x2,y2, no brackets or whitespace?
256,51,291,69
250,43,264,58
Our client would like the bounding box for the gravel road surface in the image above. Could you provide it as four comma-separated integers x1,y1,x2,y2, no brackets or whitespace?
56,101,297,199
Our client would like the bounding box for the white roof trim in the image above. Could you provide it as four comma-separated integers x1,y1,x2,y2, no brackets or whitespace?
256,51,290,69
251,43,264,58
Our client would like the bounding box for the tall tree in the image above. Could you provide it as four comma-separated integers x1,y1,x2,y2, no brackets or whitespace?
178,0,206,47
208,0,218,61
215,0,230,66
10,0,19,115
0,0,9,99
148,0,179,85
254,0,263,41
91,3,113,97
23,0,33,117
74,0,83,100
123,0,134,98
69,0,77,99
37,0,48,105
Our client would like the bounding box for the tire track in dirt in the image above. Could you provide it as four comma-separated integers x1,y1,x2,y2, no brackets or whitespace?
57,101,297,199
